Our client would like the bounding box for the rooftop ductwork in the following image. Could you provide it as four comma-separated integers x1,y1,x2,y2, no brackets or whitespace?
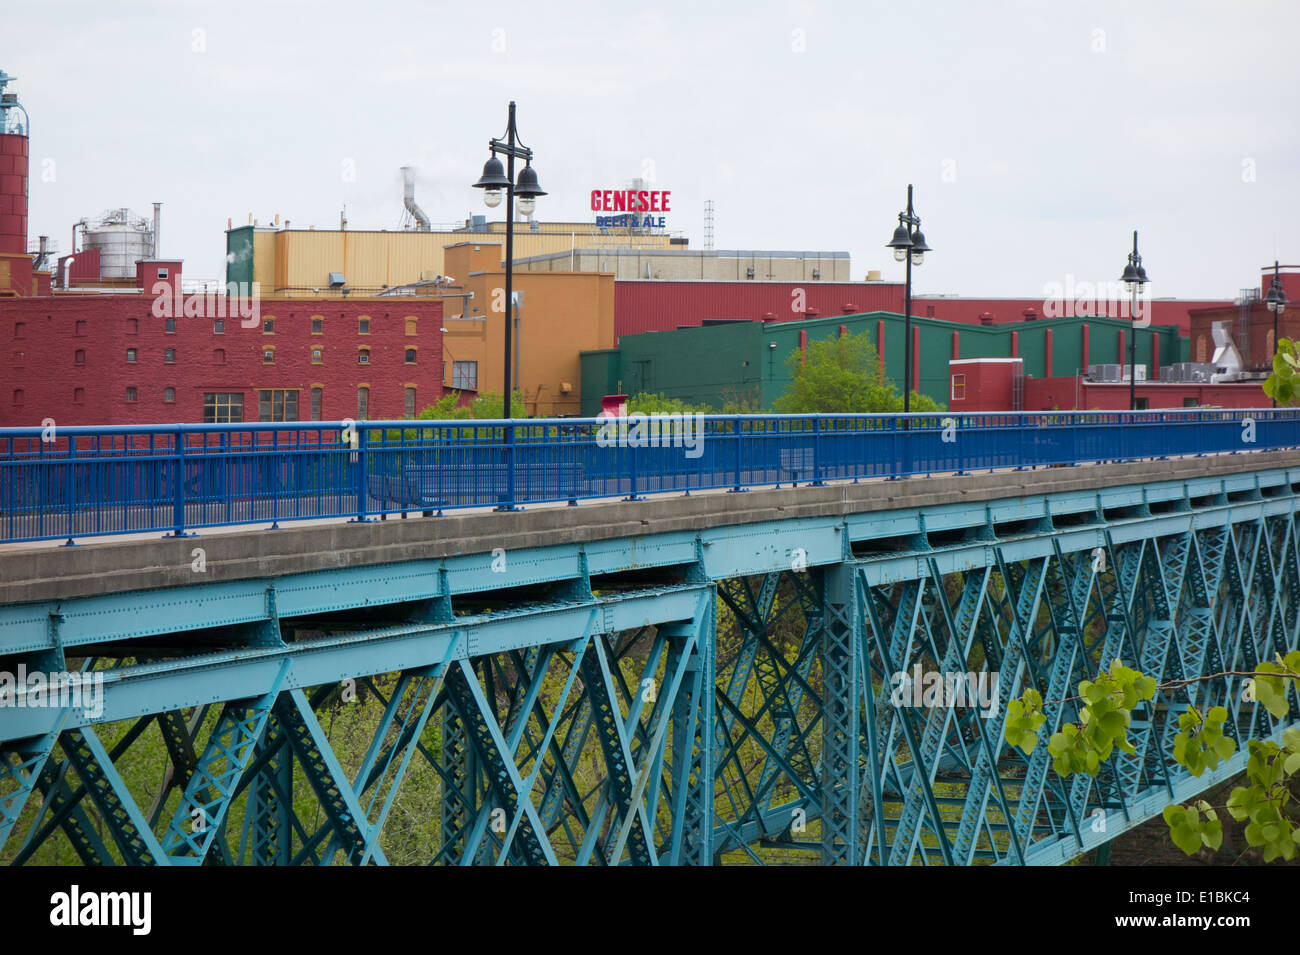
401,166,430,232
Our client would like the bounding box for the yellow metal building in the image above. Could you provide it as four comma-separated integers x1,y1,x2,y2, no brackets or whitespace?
226,221,681,299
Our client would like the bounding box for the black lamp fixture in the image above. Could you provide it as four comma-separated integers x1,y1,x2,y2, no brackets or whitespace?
884,184,932,415
1265,260,1288,408
1119,230,1150,411
471,101,545,422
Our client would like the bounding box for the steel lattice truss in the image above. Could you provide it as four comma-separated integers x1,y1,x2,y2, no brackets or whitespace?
2,468,1299,865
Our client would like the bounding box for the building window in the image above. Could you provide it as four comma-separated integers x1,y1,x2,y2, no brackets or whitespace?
127,319,139,334
163,387,176,402
358,317,371,335
404,348,416,364
405,317,418,337
214,348,226,364
926,305,936,318
214,319,225,334
73,387,84,404
951,374,966,402
452,361,478,390
165,318,176,333
12,389,23,405
311,386,323,421
157,267,169,279
259,388,299,422
357,386,369,418
125,387,137,402
165,348,175,363
75,349,85,365
126,348,138,362
75,320,86,337
358,347,370,365
1183,397,1198,408
13,322,24,338
263,317,275,334
311,346,323,364
405,386,416,416
311,316,323,335
203,392,243,423
262,346,275,364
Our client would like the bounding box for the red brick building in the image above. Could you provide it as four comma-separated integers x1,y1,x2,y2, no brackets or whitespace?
611,280,1231,341
1188,269,1300,373
3,274,444,426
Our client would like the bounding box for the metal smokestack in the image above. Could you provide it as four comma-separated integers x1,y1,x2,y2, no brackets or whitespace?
152,202,161,258
401,166,430,232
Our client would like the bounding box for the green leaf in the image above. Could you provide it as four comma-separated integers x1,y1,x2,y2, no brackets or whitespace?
1202,818,1223,851
1170,822,1203,856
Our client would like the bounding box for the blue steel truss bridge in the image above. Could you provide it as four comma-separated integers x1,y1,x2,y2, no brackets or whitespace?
1,411,1298,865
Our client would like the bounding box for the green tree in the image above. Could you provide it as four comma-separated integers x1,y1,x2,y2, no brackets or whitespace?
1005,653,1300,861
466,390,526,420
626,392,713,415
411,390,524,420
414,393,471,420
772,331,944,414
1263,338,1300,406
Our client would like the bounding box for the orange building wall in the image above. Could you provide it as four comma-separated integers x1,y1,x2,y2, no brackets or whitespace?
440,243,615,416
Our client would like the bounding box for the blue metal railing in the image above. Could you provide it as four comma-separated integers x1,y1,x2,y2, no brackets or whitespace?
1,410,1297,544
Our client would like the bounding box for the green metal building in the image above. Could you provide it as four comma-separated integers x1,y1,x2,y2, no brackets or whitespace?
580,311,1189,414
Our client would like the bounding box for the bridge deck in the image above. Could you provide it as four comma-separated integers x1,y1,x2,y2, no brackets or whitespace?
4,450,1295,605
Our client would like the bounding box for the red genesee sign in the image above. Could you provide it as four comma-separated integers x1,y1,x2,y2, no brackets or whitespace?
590,189,670,229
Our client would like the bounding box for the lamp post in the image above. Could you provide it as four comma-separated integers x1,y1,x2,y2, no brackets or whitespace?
1119,231,1150,411
1265,261,1288,408
471,101,545,421
885,184,932,415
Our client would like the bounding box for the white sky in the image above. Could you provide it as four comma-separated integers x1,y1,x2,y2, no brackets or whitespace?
8,0,1297,298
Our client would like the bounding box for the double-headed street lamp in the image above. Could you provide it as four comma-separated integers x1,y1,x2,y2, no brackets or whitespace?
1119,231,1150,411
1265,260,1289,408
885,184,932,415
471,101,546,421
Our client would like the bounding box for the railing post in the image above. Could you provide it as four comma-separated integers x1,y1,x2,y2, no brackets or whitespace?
354,424,369,522
63,434,77,544
171,428,186,538
729,419,745,493
625,433,641,502
811,416,824,486
496,422,520,512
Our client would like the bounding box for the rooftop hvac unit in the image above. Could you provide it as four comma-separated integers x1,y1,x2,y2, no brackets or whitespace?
1088,364,1146,382
1162,362,1214,383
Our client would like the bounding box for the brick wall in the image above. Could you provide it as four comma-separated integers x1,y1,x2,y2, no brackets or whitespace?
2,294,443,426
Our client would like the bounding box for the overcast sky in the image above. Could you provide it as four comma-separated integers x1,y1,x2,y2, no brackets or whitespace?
8,0,1297,299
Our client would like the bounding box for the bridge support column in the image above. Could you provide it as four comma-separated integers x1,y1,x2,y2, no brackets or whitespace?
663,591,715,865
819,562,860,865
